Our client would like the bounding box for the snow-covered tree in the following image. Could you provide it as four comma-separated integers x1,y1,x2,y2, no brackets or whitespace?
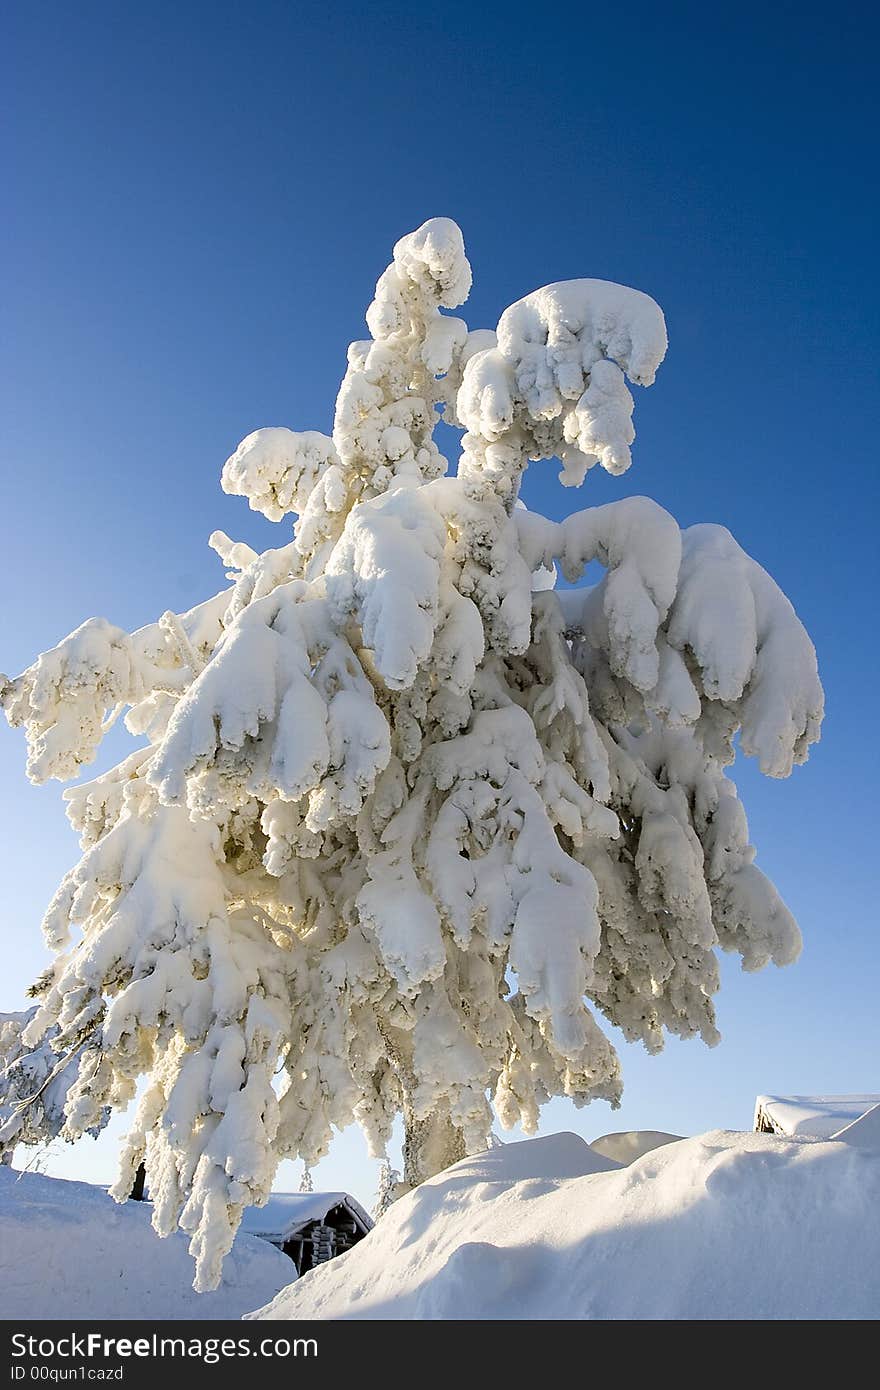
373,1157,403,1219
0,218,823,1289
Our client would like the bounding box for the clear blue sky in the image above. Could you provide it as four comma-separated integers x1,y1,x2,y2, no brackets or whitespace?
3,2,878,1201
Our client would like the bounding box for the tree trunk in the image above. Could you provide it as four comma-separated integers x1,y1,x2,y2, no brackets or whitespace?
377,1021,468,1193
402,1104,467,1190
129,1162,147,1201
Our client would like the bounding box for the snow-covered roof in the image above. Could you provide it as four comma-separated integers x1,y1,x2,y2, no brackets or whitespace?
832,1104,880,1148
754,1094,880,1139
240,1192,373,1243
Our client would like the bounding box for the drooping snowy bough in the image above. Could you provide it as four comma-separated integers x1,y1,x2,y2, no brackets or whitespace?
0,219,823,1289
0,1008,106,1161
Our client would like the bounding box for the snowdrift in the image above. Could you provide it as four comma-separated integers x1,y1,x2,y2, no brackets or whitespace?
0,1167,294,1320
589,1129,684,1165
449,1131,620,1182
252,1129,880,1321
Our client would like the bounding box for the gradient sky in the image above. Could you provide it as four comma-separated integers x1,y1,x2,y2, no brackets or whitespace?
3,2,878,1202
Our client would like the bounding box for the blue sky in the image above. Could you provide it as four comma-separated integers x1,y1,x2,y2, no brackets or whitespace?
3,2,878,1200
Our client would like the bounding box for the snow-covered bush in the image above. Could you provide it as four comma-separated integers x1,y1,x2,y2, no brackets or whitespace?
0,218,823,1289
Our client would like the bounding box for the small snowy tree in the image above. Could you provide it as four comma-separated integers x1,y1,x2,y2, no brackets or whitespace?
0,219,822,1288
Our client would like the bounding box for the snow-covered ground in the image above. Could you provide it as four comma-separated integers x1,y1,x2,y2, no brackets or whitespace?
0,1166,294,1320
252,1128,880,1321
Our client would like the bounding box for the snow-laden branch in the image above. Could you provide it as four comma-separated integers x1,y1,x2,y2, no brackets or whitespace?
220,428,341,523
325,486,447,689
0,1008,107,1155
1,590,229,783
668,524,823,776
457,278,667,499
517,496,681,692
150,582,391,825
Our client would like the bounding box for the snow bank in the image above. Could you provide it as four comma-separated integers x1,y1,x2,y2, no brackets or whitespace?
0,1168,293,1321
449,1132,620,1182
251,1129,880,1321
589,1130,684,1165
